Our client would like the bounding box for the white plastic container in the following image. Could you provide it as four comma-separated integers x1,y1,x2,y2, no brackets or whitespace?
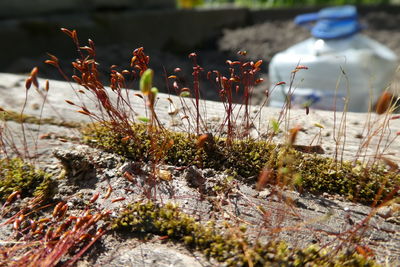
268,6,398,112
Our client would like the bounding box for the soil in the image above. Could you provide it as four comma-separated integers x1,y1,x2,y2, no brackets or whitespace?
218,11,400,104
219,12,400,68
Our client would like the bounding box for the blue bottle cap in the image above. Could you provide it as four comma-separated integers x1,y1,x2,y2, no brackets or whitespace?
295,6,362,39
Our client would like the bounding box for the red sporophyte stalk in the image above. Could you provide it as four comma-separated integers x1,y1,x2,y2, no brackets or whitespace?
189,52,203,135
207,54,264,143
46,28,154,141
1,192,110,267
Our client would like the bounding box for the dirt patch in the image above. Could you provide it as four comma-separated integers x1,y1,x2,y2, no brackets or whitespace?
219,11,400,104
219,12,400,64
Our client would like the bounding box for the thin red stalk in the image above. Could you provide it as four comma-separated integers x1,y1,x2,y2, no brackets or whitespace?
20,89,30,158
63,229,106,267
190,53,202,135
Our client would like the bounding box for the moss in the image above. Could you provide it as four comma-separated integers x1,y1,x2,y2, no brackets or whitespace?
82,123,400,204
0,158,55,201
81,123,272,175
113,201,378,266
293,155,399,203
0,109,81,128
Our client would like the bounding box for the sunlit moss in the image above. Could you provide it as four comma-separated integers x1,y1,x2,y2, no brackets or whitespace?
0,158,55,201
113,201,378,266
82,123,400,204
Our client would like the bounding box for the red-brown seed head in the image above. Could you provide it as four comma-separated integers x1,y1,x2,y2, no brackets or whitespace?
375,91,393,115
288,125,302,146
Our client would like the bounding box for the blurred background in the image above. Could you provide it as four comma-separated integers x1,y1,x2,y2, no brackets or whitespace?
181,0,398,8
1,0,399,106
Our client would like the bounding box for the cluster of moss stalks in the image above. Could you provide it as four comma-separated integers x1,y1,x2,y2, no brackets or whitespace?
83,123,399,205
113,201,378,266
0,158,54,201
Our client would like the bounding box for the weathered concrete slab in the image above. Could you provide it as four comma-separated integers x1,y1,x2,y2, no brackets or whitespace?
1,72,399,265
106,243,204,267
49,145,400,265
1,72,399,163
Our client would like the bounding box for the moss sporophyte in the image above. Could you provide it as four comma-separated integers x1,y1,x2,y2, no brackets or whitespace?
20,28,395,266
112,201,378,266
45,28,399,206
82,123,400,205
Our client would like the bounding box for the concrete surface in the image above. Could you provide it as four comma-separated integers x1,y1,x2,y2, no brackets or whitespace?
0,72,399,164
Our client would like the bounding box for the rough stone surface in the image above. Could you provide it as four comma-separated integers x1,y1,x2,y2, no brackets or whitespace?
107,243,204,267
1,73,399,163
1,8,400,266
0,73,399,265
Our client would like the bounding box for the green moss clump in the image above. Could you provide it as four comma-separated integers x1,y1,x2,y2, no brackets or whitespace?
81,123,273,176
0,109,81,128
293,155,399,203
113,201,378,266
0,158,55,201
82,123,400,204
